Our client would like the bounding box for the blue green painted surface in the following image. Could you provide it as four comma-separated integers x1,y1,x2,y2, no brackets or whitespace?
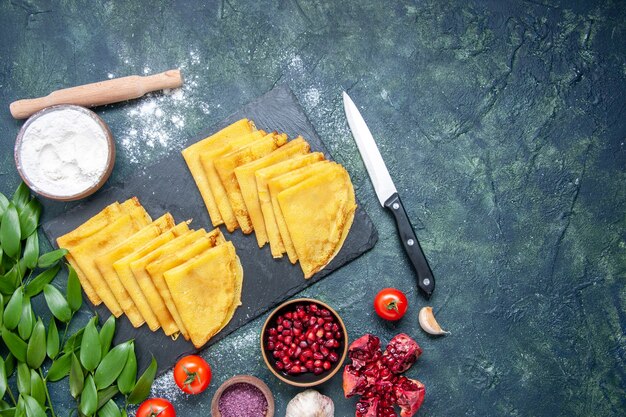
0,1,624,416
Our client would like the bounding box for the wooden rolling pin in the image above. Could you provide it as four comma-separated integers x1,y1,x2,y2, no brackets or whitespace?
10,69,183,119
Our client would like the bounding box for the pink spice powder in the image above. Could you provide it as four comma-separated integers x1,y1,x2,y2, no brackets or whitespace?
218,383,268,417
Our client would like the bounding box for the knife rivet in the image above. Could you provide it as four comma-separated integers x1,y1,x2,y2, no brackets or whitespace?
393,203,400,210
407,239,414,246
423,278,431,286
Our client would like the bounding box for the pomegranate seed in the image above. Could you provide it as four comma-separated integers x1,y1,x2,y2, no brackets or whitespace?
301,349,313,359
293,328,302,337
268,328,277,336
287,347,295,356
331,323,339,332
281,356,290,364
317,317,325,326
277,334,284,342
273,350,281,359
309,304,318,313
305,360,314,369
314,359,323,367
311,342,320,352
320,309,331,317
323,361,332,370
313,367,323,375
316,329,324,338
266,342,275,350
283,320,292,329
323,322,332,331
335,331,342,339
313,352,324,360
284,362,292,371
309,317,317,326
284,336,293,345
333,340,340,348
299,340,308,348
325,332,334,340
275,361,284,370
277,325,284,332
324,339,335,348
329,352,339,362
320,346,330,357
284,312,292,319
307,331,316,341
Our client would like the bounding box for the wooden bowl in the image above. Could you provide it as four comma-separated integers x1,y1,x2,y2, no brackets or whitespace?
260,298,348,388
210,375,275,417
14,104,115,201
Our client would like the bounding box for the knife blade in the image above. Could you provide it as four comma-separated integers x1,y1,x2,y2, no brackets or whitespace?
343,91,435,298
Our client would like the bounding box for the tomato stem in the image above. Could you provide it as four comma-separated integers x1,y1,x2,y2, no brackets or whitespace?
183,365,200,387
386,300,400,313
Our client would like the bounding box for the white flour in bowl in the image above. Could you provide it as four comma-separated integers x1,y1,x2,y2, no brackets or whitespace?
18,107,110,197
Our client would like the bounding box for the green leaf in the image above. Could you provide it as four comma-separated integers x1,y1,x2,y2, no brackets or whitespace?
0,357,6,398
21,395,46,417
80,375,97,416
116,341,136,395
126,356,157,405
0,193,9,219
69,353,84,399
1,329,27,362
26,319,46,369
4,354,15,378
46,318,59,359
1,204,21,259
43,284,71,322
11,184,30,213
98,316,115,358
121,410,127,417
96,386,119,410
63,328,84,353
3,289,22,330
17,300,34,340
22,234,38,270
46,352,72,382
97,400,121,417
66,264,82,313
0,294,4,327
24,265,60,298
29,371,45,405
37,249,68,269
94,342,130,390
18,200,40,239
0,265,20,295
80,318,101,372
0,399,11,411
16,363,30,395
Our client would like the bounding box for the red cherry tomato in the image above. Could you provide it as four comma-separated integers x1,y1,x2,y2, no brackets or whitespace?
374,288,408,321
173,355,212,394
136,398,176,417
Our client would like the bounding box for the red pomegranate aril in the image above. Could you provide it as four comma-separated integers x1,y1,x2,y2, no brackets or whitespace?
323,361,332,371
302,349,313,359
309,304,318,313
307,331,316,341
311,342,320,352
293,328,302,337
316,329,325,338
314,367,323,375
277,325,284,332
336,331,342,340
333,340,340,348
281,355,290,364
329,352,339,362
320,308,331,316
317,317,325,326
284,336,293,345
324,339,335,348
277,334,284,342
284,312,292,319
299,340,308,348
323,316,333,322
273,350,281,359
323,322,332,331
320,346,330,357
275,361,284,370
332,323,339,332
309,317,317,326
305,360,314,369
325,332,334,340
314,359,323,368
268,328,277,336
313,352,324,360
284,362,293,371
266,342,275,350
283,320,292,329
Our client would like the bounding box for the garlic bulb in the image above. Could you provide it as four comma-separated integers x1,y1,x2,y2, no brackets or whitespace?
285,389,334,417
419,306,450,335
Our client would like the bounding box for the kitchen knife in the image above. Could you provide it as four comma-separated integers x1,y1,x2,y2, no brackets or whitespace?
343,91,435,298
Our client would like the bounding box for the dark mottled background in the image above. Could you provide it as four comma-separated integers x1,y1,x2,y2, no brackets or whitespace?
1,0,624,416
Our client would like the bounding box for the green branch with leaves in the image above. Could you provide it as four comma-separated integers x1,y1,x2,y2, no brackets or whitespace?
0,183,157,417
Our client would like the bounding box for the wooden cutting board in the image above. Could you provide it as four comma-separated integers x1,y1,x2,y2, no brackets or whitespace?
42,85,378,374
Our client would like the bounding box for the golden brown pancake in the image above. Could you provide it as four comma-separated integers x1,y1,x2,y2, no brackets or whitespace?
268,161,333,263
67,201,152,312
182,119,255,226
255,152,325,257
164,241,242,349
113,222,190,331
95,213,175,327
199,130,266,232
234,137,310,247
214,132,288,233
278,164,356,278
146,228,226,340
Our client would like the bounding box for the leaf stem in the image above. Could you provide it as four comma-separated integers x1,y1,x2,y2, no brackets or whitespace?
39,369,57,417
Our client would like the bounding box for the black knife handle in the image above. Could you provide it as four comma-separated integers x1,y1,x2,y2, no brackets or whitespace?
384,193,435,298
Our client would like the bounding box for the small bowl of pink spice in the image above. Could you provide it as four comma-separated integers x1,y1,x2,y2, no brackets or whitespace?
211,375,275,417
